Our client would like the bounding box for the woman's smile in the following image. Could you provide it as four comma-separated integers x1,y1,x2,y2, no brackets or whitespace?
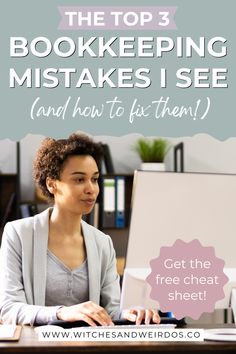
81,198,96,206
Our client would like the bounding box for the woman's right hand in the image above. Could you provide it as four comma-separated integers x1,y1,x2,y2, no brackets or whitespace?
56,301,114,327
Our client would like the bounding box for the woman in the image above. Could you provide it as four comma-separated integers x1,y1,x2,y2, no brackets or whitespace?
0,134,160,326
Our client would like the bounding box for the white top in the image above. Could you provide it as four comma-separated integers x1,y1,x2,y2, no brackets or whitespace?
34,250,89,325
45,250,89,306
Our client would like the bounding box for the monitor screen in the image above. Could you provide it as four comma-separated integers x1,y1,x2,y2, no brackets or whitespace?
122,171,236,312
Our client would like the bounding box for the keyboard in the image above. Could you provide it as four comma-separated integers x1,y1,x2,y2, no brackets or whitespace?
47,317,182,329
94,323,177,330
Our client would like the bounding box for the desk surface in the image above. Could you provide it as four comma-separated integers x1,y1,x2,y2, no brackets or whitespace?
0,324,236,354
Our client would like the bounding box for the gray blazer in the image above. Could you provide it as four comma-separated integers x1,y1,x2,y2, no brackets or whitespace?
0,208,120,325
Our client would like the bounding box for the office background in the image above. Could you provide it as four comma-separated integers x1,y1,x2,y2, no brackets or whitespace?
1,133,236,202
1,132,236,263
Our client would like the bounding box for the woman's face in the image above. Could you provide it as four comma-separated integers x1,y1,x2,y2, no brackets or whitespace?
49,155,99,215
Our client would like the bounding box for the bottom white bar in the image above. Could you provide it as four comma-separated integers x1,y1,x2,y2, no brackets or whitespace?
37,328,204,342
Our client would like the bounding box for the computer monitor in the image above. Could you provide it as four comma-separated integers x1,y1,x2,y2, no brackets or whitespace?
120,267,236,311
121,171,236,316
120,268,157,310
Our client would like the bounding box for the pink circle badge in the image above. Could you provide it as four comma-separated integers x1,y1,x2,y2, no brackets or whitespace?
146,239,229,320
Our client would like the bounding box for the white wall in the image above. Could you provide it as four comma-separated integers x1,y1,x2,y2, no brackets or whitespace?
1,133,236,201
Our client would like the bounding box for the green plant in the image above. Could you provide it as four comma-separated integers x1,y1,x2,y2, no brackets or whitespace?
134,138,169,163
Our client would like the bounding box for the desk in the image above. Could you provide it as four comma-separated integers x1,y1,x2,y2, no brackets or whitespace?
0,325,236,354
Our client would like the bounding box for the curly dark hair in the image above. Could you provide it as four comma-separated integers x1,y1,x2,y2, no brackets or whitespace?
33,133,104,200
